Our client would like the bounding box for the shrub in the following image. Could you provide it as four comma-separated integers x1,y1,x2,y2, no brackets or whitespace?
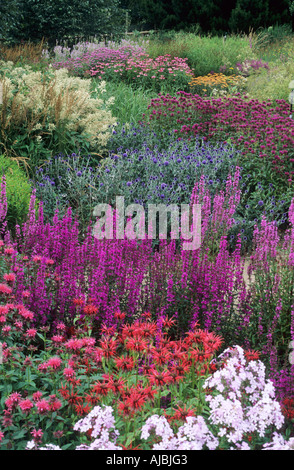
0,62,117,171
0,155,33,233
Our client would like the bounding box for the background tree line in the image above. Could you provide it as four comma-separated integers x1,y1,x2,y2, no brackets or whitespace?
0,0,293,45
123,0,293,34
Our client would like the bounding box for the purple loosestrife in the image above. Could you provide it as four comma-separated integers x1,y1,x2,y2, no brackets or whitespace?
0,175,7,235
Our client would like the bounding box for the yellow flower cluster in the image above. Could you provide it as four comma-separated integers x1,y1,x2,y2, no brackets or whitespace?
189,72,246,96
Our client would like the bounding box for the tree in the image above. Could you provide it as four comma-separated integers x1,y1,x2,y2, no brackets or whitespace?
229,0,270,32
0,0,23,42
5,0,125,44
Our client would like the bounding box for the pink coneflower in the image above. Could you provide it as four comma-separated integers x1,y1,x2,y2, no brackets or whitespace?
0,305,8,314
56,322,66,331
64,338,83,351
38,362,49,372
45,258,55,266
14,320,23,330
4,247,14,255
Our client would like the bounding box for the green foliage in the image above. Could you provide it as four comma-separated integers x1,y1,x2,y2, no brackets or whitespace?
0,0,23,43
147,32,256,76
122,0,292,35
0,155,33,232
4,0,125,45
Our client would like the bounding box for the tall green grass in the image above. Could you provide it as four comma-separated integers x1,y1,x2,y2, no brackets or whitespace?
146,31,257,76
91,79,155,125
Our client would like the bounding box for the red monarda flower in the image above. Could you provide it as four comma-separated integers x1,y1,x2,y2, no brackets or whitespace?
106,376,126,394
117,401,135,417
114,310,126,322
125,388,147,411
125,337,149,353
91,381,110,397
148,368,173,387
281,398,294,420
99,336,118,359
114,355,135,371
152,347,172,366
244,349,260,361
172,405,196,422
202,331,223,353
74,403,92,417
83,304,98,316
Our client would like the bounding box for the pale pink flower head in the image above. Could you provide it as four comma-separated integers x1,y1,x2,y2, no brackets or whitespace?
35,399,50,415
52,334,64,343
2,325,11,336
63,367,76,380
56,322,66,331
25,328,37,339
5,392,22,410
32,391,43,402
19,399,34,414
21,290,31,299
31,428,43,444
46,356,62,370
0,284,12,295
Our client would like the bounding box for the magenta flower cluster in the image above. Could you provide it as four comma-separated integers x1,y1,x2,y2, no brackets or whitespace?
145,91,294,182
